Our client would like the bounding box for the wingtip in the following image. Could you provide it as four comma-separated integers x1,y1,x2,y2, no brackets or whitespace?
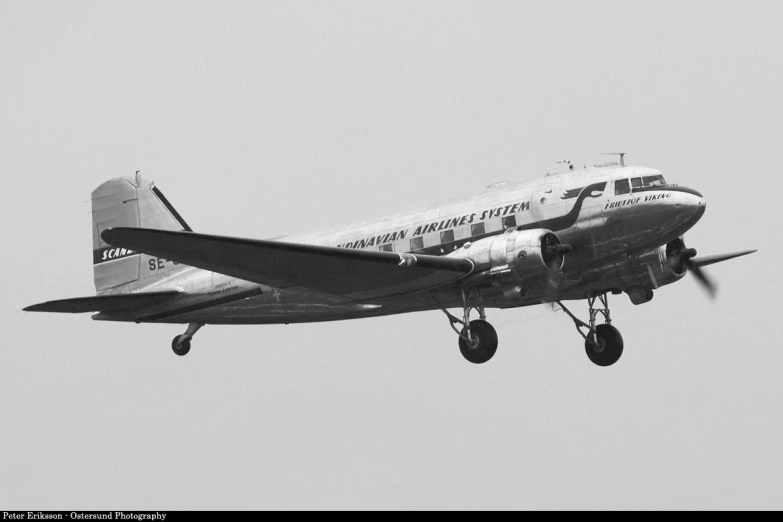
101,227,181,246
100,227,119,244
23,302,50,312
100,226,139,245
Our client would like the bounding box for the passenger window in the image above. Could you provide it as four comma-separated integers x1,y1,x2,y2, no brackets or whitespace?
409,237,424,251
631,177,642,189
502,215,517,229
379,244,393,252
614,179,630,195
471,223,485,237
440,230,454,244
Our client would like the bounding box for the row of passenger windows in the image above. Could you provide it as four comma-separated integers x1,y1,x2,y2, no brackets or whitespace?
614,175,667,195
377,215,517,253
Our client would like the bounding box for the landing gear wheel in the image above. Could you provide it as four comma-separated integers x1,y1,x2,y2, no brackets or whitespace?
585,324,623,367
459,320,498,364
171,336,191,356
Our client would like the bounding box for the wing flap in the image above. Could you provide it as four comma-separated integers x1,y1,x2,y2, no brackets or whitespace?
101,228,473,300
24,291,181,313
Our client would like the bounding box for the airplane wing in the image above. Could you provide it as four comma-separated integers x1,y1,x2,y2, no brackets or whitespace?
101,228,474,301
24,291,181,313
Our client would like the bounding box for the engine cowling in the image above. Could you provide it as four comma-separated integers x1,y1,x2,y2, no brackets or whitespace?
448,228,564,284
615,238,690,303
664,237,693,276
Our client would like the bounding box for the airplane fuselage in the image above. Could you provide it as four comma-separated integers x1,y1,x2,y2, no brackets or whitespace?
93,164,705,325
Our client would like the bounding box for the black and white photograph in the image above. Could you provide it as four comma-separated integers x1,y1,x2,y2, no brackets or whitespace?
2,0,781,511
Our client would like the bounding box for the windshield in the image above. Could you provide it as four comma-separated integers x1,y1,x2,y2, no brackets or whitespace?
630,174,667,188
645,174,666,187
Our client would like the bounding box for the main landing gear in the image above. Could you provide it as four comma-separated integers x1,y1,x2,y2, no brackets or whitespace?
171,322,204,356
437,288,498,364
557,293,624,367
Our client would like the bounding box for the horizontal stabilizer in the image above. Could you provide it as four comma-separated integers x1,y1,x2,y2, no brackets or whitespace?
101,227,474,300
24,291,181,313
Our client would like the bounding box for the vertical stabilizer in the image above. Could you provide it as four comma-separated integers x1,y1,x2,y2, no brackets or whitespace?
92,176,191,293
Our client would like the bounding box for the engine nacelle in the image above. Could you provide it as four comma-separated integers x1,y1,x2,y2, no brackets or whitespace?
448,228,564,284
616,238,689,304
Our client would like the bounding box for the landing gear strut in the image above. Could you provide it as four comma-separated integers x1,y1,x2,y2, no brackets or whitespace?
171,322,204,356
557,293,624,367
437,288,498,364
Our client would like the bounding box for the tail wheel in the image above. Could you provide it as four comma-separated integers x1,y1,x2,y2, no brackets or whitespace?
172,336,191,356
585,324,623,367
459,320,498,364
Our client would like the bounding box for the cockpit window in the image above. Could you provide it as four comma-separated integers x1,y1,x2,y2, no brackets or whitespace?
643,175,667,187
630,175,666,191
614,179,630,195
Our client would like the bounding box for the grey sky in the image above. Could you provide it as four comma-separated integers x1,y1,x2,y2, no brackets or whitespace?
2,0,781,510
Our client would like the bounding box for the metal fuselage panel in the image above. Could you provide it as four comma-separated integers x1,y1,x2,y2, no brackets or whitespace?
96,165,706,324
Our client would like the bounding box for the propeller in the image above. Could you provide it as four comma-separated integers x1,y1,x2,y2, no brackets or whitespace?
666,237,756,299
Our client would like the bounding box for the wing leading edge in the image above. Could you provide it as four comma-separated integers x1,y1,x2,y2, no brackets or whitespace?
100,228,474,301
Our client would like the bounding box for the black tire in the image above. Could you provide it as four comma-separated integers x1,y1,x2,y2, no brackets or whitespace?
585,324,623,367
172,336,191,356
459,320,499,364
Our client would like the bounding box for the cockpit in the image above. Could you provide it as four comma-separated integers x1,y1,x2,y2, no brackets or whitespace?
614,174,667,196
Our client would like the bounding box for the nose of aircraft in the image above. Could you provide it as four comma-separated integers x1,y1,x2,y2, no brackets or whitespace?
667,189,705,239
669,187,706,232
694,195,706,222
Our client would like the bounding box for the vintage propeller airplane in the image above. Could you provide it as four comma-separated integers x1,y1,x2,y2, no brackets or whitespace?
25,154,755,365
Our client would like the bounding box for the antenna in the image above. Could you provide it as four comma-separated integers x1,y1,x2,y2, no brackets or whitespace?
599,152,626,167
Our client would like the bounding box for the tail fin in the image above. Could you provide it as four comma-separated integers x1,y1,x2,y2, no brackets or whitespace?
92,173,192,293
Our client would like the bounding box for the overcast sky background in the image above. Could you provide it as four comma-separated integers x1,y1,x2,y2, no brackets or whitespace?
2,0,781,510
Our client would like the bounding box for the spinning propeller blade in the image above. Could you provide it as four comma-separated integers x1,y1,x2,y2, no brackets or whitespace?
687,262,717,299
670,238,756,300
690,250,757,268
